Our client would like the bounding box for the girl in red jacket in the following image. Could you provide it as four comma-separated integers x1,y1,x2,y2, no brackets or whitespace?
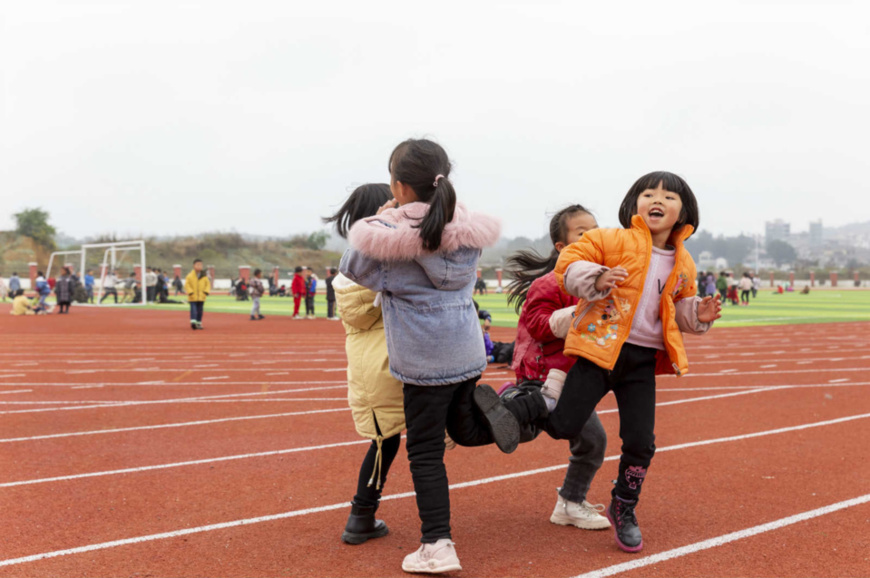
291,266,306,319
504,205,610,531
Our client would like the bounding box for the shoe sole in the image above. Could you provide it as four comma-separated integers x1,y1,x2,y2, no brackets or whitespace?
401,562,463,574
550,512,611,530
473,385,520,454
341,525,389,545
605,508,643,553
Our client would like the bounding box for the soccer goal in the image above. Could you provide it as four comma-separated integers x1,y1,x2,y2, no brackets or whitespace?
80,240,147,306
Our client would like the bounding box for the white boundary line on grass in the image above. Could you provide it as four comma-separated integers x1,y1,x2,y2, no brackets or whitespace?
1,411,868,568
573,493,870,578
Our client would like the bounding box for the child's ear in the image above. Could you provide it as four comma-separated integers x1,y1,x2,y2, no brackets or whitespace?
554,241,566,253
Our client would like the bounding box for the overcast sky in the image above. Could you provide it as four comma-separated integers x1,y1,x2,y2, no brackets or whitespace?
2,1,868,242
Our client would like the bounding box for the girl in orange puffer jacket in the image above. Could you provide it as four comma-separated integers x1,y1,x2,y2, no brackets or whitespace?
490,171,722,554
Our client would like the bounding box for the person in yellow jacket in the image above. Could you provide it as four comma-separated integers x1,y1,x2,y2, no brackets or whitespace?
184,259,211,330
325,184,407,546
490,172,722,554
9,290,35,315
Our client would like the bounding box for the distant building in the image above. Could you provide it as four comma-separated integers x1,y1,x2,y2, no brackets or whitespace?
765,219,790,242
809,220,823,248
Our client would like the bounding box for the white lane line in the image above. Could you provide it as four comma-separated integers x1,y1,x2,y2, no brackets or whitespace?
0,380,347,388
760,364,777,369
266,372,289,376
0,385,348,415
0,397,347,406
573,493,870,578
829,378,850,383
201,376,229,381
0,436,370,488
0,408,352,444
0,374,26,378
718,369,738,374
71,385,105,390
2,412,868,566
0,390,32,395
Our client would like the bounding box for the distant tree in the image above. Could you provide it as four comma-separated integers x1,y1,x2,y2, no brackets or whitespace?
306,231,329,251
766,239,797,267
14,207,56,250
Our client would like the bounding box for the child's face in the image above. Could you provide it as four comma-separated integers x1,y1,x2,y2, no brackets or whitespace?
555,212,598,253
194,262,203,272
636,183,683,237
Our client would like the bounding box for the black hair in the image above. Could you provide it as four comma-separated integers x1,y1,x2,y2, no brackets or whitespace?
295,266,303,273
618,171,699,235
253,268,262,277
322,183,393,239
389,139,455,252
193,259,203,265
329,267,337,275
506,205,594,313
38,271,44,276
16,289,24,297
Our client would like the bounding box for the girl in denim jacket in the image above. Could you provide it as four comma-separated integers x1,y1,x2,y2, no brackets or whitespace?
340,139,516,574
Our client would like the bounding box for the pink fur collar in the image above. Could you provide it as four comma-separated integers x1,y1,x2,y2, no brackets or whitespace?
348,201,501,260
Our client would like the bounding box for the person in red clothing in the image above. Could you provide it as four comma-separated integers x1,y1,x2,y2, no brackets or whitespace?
502,204,611,531
291,266,306,319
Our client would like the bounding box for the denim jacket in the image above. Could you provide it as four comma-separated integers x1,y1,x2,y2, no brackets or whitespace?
339,202,501,386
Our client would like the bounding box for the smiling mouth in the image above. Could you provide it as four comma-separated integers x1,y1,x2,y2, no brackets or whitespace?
649,208,665,218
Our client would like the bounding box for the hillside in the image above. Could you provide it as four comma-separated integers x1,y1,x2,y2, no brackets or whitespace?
0,232,343,278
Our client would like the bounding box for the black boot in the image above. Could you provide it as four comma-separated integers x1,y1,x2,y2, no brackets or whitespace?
501,384,548,425
473,384,520,454
341,503,389,545
606,496,643,553
500,383,546,443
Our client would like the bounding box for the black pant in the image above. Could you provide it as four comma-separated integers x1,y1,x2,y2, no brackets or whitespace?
544,343,657,502
305,295,315,315
58,301,71,313
327,300,335,318
403,377,497,543
147,286,156,302
740,290,750,303
100,288,118,304
353,434,402,508
189,301,204,322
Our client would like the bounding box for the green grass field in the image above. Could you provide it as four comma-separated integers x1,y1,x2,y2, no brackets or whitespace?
135,288,870,328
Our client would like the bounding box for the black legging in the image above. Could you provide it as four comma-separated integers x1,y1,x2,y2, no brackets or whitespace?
740,290,750,304
353,433,402,508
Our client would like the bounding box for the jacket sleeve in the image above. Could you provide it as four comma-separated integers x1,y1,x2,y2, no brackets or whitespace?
183,274,193,295
339,249,385,292
554,231,611,301
675,296,712,335
203,276,211,295
522,280,562,342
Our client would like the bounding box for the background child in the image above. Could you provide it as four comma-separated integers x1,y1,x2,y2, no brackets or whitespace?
99,270,119,304
503,204,610,530
250,268,265,320
495,171,721,554
291,266,305,319
324,183,405,545
10,289,35,315
184,258,210,329
340,138,507,573
738,271,753,305
55,266,75,314
325,267,338,320
34,271,52,312
304,267,318,319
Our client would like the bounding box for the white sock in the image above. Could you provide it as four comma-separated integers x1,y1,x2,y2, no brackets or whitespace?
541,369,567,410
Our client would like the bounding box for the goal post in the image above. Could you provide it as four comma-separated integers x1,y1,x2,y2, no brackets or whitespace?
80,240,147,306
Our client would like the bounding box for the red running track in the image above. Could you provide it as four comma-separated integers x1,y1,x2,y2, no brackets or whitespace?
0,304,868,577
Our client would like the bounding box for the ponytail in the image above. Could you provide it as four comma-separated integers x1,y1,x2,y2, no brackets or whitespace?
506,248,560,313
505,204,594,314
417,178,456,252
389,139,456,252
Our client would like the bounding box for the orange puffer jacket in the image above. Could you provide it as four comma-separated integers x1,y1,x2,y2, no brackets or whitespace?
554,215,702,376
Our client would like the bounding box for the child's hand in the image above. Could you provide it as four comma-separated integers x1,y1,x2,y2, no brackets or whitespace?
698,293,722,323
376,198,399,215
594,267,628,292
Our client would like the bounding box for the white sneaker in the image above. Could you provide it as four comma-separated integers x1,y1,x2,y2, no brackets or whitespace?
292,315,301,319
550,493,611,530
402,539,462,574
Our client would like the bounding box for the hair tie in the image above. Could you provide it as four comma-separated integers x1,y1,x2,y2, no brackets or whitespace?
433,174,445,187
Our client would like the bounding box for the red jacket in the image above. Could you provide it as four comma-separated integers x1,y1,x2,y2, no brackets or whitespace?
512,272,578,382
291,274,306,297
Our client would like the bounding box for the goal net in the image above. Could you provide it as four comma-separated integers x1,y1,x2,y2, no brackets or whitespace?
80,241,147,306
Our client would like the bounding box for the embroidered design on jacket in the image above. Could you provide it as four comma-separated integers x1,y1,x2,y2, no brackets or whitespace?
580,297,632,348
